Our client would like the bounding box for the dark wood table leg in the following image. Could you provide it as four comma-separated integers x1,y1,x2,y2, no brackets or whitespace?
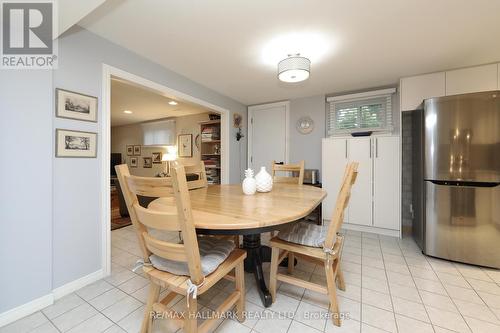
242,234,272,307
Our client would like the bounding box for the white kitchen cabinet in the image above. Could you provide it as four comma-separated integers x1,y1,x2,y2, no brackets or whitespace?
321,138,348,222
373,136,400,230
401,72,445,111
322,136,400,234
346,138,372,226
445,64,498,96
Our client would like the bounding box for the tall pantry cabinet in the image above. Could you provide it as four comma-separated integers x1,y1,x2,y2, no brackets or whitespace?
322,135,400,235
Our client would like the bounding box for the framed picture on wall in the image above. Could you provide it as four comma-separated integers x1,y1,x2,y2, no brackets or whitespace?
178,134,192,157
55,88,98,122
130,157,138,167
152,152,162,163
143,157,152,168
133,145,141,156
126,145,134,156
55,129,97,158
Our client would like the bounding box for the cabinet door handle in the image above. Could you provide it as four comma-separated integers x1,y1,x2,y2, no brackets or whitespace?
376,138,378,158
345,140,348,159
369,139,372,158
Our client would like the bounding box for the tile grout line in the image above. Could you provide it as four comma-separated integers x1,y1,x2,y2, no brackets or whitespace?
423,257,474,332
396,238,436,333
378,236,400,333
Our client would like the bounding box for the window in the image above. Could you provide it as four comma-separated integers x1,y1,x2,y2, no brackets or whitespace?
142,119,176,145
327,90,394,136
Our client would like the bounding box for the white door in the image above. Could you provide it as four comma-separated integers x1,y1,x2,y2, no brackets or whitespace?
373,136,400,230
347,138,373,226
248,102,289,172
322,138,349,222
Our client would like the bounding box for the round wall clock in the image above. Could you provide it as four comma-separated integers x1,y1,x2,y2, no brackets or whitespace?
296,116,314,134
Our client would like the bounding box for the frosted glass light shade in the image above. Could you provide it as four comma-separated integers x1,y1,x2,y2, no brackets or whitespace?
278,56,311,83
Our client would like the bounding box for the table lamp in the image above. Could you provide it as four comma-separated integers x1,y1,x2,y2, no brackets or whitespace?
162,146,177,176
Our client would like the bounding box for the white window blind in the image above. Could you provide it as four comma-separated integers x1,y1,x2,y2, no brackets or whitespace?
142,119,176,145
327,91,394,136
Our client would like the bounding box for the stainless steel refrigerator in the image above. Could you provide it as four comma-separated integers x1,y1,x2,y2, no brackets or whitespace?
422,91,500,268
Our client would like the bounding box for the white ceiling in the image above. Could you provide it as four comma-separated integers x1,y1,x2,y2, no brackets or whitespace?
111,78,209,127
81,0,500,105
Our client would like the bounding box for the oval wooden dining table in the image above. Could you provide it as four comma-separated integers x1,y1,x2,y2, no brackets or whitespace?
148,183,327,307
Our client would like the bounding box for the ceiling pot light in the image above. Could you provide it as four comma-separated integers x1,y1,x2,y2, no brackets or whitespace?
123,110,133,114
278,54,310,83
168,101,178,105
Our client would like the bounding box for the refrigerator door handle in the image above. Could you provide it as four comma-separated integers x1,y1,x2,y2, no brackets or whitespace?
426,179,500,188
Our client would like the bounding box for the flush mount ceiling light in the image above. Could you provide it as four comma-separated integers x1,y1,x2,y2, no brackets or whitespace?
278,54,311,83
123,110,133,114
168,101,178,106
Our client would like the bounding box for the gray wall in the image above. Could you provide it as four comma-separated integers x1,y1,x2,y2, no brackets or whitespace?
52,26,247,288
289,95,326,180
0,26,247,314
0,71,53,312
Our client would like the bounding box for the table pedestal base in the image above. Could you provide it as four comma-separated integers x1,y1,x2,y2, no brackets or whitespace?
242,234,296,308
242,234,272,307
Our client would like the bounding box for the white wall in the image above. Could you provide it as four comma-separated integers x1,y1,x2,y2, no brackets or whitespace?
0,71,53,314
111,113,210,177
0,25,247,319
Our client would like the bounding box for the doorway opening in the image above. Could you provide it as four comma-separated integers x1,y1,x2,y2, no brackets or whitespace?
101,65,231,275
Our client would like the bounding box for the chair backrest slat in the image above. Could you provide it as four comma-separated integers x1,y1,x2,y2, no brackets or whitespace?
185,161,208,190
115,163,203,282
142,232,188,262
323,162,359,249
126,176,174,197
272,160,305,185
133,203,181,231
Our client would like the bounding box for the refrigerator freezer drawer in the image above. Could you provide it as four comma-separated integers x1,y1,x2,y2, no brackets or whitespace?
425,181,500,268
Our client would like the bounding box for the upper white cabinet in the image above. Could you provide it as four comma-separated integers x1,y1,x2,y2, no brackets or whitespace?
401,63,500,111
400,72,445,111
446,64,498,96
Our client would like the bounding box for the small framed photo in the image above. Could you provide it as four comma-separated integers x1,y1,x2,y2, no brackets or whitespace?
133,145,141,156
178,134,192,157
56,129,97,158
152,152,162,163
56,88,97,122
130,157,138,168
126,145,134,156
143,157,152,168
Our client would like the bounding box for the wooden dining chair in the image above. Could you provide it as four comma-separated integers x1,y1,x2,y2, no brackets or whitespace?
184,161,208,190
271,160,305,185
268,162,358,327
116,162,246,333
183,160,239,246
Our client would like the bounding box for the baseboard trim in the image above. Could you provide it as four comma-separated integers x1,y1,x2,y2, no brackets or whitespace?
0,269,105,328
0,294,53,328
52,269,105,300
341,223,401,238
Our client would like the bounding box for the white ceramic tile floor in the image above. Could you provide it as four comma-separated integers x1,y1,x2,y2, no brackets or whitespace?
2,226,500,333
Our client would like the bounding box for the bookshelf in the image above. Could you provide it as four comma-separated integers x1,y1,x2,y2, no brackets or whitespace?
199,118,221,184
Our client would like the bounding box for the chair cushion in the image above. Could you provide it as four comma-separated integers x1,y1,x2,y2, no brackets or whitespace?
149,236,235,276
277,221,326,248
